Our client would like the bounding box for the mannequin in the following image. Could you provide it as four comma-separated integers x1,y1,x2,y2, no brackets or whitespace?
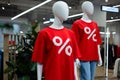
72,1,102,80
32,1,81,80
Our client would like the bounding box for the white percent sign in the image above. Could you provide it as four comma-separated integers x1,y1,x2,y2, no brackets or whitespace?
84,27,97,42
52,36,72,56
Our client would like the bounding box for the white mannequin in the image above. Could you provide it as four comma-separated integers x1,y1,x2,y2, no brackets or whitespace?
71,1,103,80
37,1,78,80
81,1,102,66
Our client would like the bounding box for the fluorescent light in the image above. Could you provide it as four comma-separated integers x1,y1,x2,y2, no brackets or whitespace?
68,13,83,18
11,0,52,20
43,21,50,24
113,5,120,8
106,19,120,22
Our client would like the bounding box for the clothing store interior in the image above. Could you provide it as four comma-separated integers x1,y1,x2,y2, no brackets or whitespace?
0,0,120,80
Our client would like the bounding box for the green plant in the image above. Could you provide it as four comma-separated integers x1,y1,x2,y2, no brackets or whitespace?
4,22,39,80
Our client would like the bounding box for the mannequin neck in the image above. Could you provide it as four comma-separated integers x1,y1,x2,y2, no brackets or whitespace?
81,13,92,23
50,16,64,30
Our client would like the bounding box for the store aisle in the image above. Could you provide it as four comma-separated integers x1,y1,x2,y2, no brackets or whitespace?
95,66,118,80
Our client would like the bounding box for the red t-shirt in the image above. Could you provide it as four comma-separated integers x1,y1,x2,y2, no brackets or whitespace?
32,27,81,80
72,20,102,61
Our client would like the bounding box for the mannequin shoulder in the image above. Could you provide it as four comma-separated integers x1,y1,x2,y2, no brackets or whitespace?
91,20,97,24
72,20,83,28
37,27,50,35
73,19,82,24
91,21,99,28
65,28,76,35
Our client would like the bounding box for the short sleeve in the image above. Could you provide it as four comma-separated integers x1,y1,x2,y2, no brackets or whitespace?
71,22,80,44
31,31,46,64
72,32,81,60
96,24,102,45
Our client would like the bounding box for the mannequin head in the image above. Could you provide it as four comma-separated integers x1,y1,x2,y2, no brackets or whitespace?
81,1,94,16
52,1,69,21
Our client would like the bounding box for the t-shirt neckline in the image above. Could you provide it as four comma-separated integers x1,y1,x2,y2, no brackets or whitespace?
80,19,93,24
48,26,65,30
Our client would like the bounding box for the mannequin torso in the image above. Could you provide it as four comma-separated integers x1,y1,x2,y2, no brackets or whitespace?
80,1,102,64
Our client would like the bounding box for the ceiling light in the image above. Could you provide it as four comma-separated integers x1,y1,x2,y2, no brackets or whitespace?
112,32,116,34
2,7,5,10
111,17,113,19
20,31,24,34
105,0,108,2
69,7,72,9
43,18,46,20
106,19,120,22
113,5,120,8
43,21,50,24
11,0,52,20
68,13,83,18
8,3,11,5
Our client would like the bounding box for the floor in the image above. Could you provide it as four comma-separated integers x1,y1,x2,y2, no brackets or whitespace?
77,66,119,80
95,66,119,80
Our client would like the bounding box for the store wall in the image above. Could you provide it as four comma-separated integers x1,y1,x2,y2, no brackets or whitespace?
0,23,30,50
107,21,120,46
93,4,106,27
0,28,15,50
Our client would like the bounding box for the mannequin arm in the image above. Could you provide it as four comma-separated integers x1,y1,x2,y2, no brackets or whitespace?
74,61,79,80
97,45,102,66
74,59,80,80
37,63,43,80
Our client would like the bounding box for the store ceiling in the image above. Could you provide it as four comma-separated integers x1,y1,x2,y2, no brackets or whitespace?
0,0,120,23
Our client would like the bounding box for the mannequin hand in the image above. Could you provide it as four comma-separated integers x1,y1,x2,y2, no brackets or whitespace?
97,59,102,66
75,59,80,68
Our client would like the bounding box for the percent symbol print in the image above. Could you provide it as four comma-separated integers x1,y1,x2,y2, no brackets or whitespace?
52,36,72,56
84,27,97,42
